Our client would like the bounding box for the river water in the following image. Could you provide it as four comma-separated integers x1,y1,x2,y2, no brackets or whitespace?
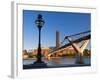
23,57,90,67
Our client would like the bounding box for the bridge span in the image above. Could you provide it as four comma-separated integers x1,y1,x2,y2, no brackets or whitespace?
47,30,91,64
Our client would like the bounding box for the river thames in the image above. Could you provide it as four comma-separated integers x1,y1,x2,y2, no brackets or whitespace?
23,56,90,69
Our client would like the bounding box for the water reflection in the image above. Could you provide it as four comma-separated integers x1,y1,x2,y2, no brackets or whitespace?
23,57,90,67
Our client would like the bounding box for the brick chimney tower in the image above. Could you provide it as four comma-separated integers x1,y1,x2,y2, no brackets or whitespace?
56,31,60,49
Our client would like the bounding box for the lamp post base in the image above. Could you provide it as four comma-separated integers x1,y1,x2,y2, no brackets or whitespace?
34,61,47,67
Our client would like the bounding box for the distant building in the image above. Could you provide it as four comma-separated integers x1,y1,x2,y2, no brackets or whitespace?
57,31,75,56
22,50,29,59
57,46,76,56
56,31,60,49
33,47,50,57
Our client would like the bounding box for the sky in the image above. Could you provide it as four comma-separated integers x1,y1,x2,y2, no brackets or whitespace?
23,10,91,50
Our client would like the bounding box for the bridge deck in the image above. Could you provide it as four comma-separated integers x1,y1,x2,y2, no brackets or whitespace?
49,34,90,54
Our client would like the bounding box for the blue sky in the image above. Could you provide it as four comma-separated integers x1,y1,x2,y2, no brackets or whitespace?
23,10,91,50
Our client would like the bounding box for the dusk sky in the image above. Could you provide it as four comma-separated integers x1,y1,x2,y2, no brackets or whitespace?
23,10,91,50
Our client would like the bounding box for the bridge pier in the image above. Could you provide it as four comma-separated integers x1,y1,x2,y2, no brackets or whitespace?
47,54,52,60
67,37,89,64
75,53,84,64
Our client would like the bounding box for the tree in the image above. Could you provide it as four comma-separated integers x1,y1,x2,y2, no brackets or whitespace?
23,50,28,55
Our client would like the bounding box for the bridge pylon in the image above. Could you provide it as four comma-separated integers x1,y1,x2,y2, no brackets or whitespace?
67,37,89,64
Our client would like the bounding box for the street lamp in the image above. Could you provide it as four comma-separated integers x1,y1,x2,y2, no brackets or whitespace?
34,14,45,64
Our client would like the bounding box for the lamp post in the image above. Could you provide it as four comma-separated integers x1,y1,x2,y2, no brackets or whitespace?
34,14,45,64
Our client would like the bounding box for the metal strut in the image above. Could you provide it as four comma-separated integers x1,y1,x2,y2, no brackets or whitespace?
67,37,90,64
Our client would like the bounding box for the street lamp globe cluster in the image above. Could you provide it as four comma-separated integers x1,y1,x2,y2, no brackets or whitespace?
35,14,45,28
34,14,45,64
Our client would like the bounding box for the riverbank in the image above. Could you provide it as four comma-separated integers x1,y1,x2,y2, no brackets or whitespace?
23,63,90,69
